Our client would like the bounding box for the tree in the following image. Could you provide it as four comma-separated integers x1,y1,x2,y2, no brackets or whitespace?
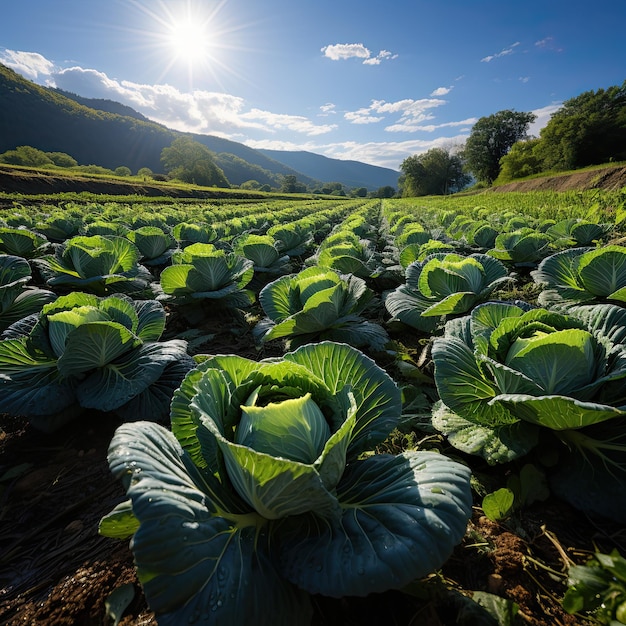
463,110,536,184
0,145,53,166
48,152,78,168
400,148,470,196
373,186,396,198
114,166,132,177
161,137,229,188
280,174,306,193
496,139,544,182
537,81,626,170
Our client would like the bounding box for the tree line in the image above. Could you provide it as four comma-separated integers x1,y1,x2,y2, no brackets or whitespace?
400,80,626,196
0,138,394,198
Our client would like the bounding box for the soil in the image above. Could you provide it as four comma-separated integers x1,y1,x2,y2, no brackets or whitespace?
1,167,626,625
488,164,626,193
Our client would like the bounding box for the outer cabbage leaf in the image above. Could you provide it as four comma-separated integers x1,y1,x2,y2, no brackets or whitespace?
75,339,190,413
277,451,472,596
432,401,539,463
107,422,312,626
551,420,626,523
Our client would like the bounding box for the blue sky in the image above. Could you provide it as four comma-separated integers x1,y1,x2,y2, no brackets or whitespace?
1,0,625,171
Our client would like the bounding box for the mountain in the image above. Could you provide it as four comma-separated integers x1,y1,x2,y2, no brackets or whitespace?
0,63,397,191
259,149,398,191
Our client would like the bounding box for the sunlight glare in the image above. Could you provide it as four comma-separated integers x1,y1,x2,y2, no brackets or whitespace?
168,17,211,63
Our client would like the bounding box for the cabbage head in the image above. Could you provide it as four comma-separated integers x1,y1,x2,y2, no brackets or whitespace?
384,252,512,332
254,266,389,350
101,341,472,625
158,242,254,308
431,301,626,522
126,226,177,266
487,228,554,266
36,234,153,296
0,292,193,431
532,245,626,307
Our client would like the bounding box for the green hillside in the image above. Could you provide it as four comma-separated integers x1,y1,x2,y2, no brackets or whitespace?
0,63,397,190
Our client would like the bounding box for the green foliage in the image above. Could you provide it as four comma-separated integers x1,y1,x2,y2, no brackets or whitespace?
0,145,54,167
0,292,193,430
254,266,389,350
384,252,512,332
400,148,470,196
463,110,537,184
538,80,626,170
0,254,55,332
160,137,230,188
431,302,626,522
158,242,255,308
496,139,544,183
36,235,153,296
100,341,472,625
532,245,626,306
563,550,626,624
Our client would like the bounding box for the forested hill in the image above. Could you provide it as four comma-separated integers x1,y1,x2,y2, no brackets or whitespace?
0,63,397,190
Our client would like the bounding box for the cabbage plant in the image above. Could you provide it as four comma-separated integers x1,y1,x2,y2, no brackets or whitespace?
126,226,177,267
0,292,193,431
0,254,55,332
254,266,389,350
546,218,611,247
233,233,292,276
487,228,554,266
157,242,254,308
431,301,626,522
267,222,314,257
101,341,472,625
384,252,511,332
0,227,51,259
36,235,153,296
532,245,626,307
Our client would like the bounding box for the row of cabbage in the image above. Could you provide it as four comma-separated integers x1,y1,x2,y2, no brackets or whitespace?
1,193,625,624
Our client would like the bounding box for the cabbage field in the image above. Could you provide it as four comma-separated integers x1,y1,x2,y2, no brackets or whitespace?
1,188,626,625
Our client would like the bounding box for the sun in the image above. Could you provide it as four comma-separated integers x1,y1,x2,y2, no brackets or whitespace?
167,17,212,64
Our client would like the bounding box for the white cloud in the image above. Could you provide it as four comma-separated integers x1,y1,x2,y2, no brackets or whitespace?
319,103,336,115
321,43,371,61
519,76,530,84
386,117,477,133
431,86,452,96
481,42,520,63
344,98,447,128
528,102,562,137
17,61,336,138
321,43,397,65
247,133,471,170
0,49,55,79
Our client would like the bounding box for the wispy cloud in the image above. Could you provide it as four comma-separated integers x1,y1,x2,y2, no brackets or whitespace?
386,117,477,133
321,43,398,65
319,103,336,116
344,97,448,129
430,86,453,96
535,36,563,52
481,42,520,63
246,135,471,170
